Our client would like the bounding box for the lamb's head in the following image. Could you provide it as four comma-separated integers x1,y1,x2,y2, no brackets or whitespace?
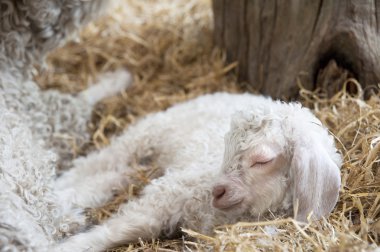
212,102,342,222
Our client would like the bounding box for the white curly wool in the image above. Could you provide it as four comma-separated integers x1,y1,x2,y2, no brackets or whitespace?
54,93,342,252
0,0,109,77
0,0,109,169
1,74,91,169
0,105,57,251
0,70,131,251
0,0,127,251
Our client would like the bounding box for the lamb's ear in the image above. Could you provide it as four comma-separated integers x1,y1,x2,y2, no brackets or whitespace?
290,140,341,222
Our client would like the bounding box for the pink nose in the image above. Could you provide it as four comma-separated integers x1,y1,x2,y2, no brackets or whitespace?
212,185,226,200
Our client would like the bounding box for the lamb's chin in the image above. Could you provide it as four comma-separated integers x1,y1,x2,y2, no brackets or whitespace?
213,201,247,217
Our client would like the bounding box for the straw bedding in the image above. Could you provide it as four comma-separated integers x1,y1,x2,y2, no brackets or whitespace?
35,0,379,251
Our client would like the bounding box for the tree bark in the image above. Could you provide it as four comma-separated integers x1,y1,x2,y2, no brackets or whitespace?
213,0,380,98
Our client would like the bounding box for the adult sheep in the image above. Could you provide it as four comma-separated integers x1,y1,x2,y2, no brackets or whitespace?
0,0,131,251
54,92,342,252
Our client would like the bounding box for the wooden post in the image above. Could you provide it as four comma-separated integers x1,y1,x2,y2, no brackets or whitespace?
213,0,380,98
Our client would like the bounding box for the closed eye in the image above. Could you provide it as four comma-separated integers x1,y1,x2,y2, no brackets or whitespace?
250,159,274,168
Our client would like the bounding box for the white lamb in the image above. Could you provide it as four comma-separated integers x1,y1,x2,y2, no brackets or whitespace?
54,92,342,252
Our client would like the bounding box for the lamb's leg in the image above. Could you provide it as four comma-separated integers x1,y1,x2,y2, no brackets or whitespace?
78,69,132,105
54,211,161,252
42,68,132,130
55,154,135,232
40,69,132,170
56,170,129,210
54,143,134,209
55,127,161,209
54,178,188,252
55,131,134,191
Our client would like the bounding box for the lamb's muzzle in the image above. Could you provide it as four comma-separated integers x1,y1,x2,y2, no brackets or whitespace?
212,184,244,210
212,185,226,200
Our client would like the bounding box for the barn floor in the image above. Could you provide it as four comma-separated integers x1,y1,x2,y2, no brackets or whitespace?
36,0,379,251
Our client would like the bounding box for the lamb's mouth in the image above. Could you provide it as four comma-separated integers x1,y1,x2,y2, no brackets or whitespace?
212,198,244,211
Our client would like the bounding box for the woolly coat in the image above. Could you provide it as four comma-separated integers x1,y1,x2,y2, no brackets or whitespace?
0,0,108,250
54,93,341,251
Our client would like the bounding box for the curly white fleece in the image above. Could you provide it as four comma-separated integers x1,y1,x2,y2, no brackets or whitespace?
0,0,115,251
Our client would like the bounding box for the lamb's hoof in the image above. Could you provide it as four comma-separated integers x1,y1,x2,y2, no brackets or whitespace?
58,209,88,238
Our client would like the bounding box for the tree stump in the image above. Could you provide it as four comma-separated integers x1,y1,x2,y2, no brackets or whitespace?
212,0,380,98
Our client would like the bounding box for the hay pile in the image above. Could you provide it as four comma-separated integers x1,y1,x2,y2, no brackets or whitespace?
35,0,379,251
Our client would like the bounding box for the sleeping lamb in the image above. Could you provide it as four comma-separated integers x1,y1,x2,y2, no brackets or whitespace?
54,92,342,251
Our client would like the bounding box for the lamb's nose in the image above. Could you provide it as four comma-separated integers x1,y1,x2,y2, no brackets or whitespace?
212,185,226,199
